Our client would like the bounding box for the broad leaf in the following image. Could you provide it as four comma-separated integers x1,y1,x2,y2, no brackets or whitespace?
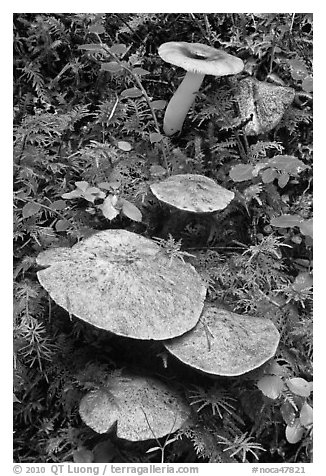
299,218,313,238
257,375,284,399
270,214,302,228
88,24,105,34
101,62,123,73
121,87,142,98
78,44,105,53
261,168,278,184
278,172,290,188
50,200,66,211
117,141,132,151
121,199,142,222
286,377,312,397
285,419,305,444
267,155,307,175
99,196,119,221
302,76,313,93
150,100,167,110
22,202,42,219
280,401,297,426
75,181,90,192
229,164,254,182
300,402,313,428
149,132,163,143
61,190,82,200
55,219,71,232
132,67,150,76
109,44,127,56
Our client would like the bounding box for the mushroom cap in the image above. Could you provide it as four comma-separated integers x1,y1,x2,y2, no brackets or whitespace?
164,305,280,376
79,373,190,441
36,230,206,340
236,77,295,135
158,42,244,76
150,174,234,213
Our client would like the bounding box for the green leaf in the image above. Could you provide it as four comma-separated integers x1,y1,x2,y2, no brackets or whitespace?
22,202,42,219
117,141,132,151
292,272,313,293
288,59,308,81
285,419,305,444
300,403,313,428
61,190,82,200
50,200,67,211
109,44,127,56
278,172,290,188
150,100,167,110
88,24,105,34
55,219,71,232
280,401,297,426
78,44,105,53
261,168,277,184
299,218,313,238
98,181,120,191
229,164,254,182
149,165,167,177
286,378,312,397
75,181,90,192
302,76,313,93
121,199,142,222
101,62,123,73
120,87,142,98
132,67,150,76
267,155,307,175
270,214,303,228
149,132,163,143
99,196,119,221
257,375,284,399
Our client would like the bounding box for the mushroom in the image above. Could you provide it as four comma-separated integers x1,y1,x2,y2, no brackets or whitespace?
158,42,244,135
150,173,234,238
79,373,190,441
150,173,234,213
36,229,206,340
236,77,295,135
164,305,280,377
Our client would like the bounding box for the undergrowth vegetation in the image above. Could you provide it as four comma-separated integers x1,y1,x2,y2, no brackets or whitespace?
13,13,313,463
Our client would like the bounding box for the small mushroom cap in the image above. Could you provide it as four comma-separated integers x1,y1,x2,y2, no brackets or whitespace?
150,174,234,213
79,374,190,441
158,42,244,76
164,306,280,376
37,230,206,340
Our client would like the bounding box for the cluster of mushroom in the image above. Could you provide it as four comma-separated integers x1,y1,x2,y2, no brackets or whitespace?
37,173,280,443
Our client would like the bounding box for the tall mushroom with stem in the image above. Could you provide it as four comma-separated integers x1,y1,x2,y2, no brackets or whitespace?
158,42,244,136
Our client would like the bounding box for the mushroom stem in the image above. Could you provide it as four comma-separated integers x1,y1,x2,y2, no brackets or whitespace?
163,71,205,136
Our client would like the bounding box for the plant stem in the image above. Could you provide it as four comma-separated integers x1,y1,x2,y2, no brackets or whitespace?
96,37,170,174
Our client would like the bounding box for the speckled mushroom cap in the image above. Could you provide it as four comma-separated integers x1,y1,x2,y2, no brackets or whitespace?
236,77,295,135
158,42,244,76
79,373,191,441
36,229,206,340
150,174,234,213
164,305,280,376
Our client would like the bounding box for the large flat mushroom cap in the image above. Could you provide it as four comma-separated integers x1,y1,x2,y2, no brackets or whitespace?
158,42,244,76
79,374,190,441
37,230,206,340
150,174,234,212
164,306,280,376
